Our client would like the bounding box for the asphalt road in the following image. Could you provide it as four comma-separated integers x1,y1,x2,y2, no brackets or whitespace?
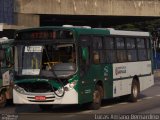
1,78,160,120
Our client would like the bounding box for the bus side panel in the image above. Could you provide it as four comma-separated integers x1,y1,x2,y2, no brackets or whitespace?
78,64,114,104
90,64,113,99
103,64,113,99
139,74,154,91
78,66,94,104
112,61,153,97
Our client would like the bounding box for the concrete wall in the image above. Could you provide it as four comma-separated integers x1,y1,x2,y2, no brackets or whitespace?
14,13,39,27
14,0,160,16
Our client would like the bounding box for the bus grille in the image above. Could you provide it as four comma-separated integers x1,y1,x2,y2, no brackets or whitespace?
18,82,54,93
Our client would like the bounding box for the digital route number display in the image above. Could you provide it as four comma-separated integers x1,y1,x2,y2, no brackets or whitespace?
15,30,73,40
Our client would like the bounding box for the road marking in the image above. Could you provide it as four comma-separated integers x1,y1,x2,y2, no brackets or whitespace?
101,105,113,109
142,97,153,100
156,94,160,97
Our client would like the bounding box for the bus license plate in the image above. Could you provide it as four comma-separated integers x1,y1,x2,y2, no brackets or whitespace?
35,96,46,100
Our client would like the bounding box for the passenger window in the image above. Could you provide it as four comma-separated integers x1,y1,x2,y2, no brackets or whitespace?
93,51,100,64
116,37,125,49
117,50,127,62
127,50,137,62
137,38,145,48
93,37,103,49
106,50,117,63
104,37,114,49
138,49,147,61
126,38,135,49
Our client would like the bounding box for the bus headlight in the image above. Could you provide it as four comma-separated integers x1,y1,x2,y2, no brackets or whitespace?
14,84,26,94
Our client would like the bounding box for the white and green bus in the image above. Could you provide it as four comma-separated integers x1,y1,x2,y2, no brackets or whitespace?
13,26,154,110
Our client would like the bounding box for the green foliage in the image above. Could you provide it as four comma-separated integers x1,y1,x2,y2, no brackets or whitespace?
114,18,160,32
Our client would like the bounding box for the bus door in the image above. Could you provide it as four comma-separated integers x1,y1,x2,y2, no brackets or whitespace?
78,36,92,103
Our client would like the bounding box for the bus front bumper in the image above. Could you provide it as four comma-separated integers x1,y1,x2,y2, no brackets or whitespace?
13,89,78,104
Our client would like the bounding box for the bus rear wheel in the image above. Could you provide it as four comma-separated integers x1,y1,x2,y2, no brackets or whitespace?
89,85,103,110
129,80,139,102
0,92,7,108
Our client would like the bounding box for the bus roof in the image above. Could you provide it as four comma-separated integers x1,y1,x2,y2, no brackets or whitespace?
107,28,150,37
15,26,150,37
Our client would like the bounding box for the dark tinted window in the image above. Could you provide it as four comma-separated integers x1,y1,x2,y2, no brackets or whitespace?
104,37,114,49
127,50,137,62
126,38,135,49
116,37,125,49
93,37,103,49
137,38,145,48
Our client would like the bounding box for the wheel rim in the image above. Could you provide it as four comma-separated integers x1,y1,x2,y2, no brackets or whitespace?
133,85,138,98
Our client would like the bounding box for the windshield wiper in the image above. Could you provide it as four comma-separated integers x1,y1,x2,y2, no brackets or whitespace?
43,46,65,97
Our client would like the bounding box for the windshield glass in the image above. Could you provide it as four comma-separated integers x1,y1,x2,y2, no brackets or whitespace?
22,46,42,75
15,44,77,78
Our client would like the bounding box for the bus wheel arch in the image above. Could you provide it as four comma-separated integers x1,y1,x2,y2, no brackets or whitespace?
130,76,140,102
89,81,104,110
96,81,104,98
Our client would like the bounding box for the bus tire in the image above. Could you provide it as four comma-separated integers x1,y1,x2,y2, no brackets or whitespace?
129,80,139,102
39,104,53,110
0,92,7,108
89,85,103,110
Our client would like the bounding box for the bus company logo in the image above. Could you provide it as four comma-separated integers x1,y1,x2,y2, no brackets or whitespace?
115,66,126,75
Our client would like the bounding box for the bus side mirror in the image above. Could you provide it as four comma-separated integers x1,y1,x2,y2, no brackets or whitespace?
82,47,89,61
0,49,5,61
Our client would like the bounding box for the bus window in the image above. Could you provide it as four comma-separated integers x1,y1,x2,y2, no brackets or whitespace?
146,38,151,60
137,38,145,48
116,37,125,49
117,50,127,62
127,50,137,62
42,44,76,70
138,49,147,61
104,37,114,49
136,38,147,61
126,38,135,49
104,37,116,63
106,50,117,63
92,36,103,64
126,38,137,62
93,36,103,49
116,37,127,62
79,36,90,66
93,51,100,64
146,38,150,48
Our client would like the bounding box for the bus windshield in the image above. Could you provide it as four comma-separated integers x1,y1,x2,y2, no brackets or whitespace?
15,44,77,78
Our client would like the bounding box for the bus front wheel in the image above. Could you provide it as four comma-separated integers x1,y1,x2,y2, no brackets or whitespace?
129,80,139,102
89,85,103,110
